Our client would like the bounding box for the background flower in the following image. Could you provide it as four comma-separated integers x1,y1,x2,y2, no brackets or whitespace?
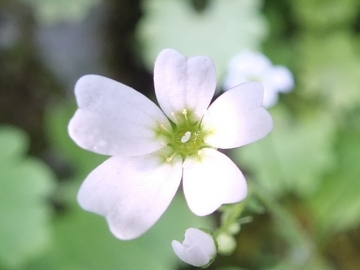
223,51,294,108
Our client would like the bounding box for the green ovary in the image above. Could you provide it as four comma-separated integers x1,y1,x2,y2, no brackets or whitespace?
170,124,207,158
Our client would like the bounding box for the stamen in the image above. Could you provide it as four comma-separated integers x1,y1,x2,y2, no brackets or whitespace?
159,124,170,132
166,152,176,163
183,109,189,123
181,131,191,143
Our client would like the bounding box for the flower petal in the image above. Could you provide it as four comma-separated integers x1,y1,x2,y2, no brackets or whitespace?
263,88,279,108
223,51,271,91
182,148,247,216
172,228,216,267
202,82,273,149
68,75,171,156
264,66,294,93
77,148,182,240
154,49,216,123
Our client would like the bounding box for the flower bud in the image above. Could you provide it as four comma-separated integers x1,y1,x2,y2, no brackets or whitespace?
172,228,217,267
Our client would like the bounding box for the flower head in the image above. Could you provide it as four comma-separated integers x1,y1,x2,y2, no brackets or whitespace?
172,228,217,267
223,51,294,108
68,49,273,240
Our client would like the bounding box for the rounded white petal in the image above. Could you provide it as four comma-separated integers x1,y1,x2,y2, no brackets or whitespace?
68,74,171,156
264,66,294,93
172,228,216,267
182,148,247,216
154,49,216,123
202,82,273,149
228,51,271,75
77,148,182,240
222,72,248,91
263,87,279,108
223,51,271,91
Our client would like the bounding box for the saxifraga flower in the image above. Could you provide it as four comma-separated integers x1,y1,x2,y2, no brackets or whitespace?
68,49,273,240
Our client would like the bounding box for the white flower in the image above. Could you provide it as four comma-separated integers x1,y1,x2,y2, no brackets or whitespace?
172,228,216,267
223,51,294,108
68,49,273,240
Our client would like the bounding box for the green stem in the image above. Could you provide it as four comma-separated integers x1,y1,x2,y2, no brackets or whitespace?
214,202,245,237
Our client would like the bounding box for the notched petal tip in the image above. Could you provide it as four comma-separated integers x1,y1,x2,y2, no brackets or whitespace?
156,48,184,59
154,48,216,123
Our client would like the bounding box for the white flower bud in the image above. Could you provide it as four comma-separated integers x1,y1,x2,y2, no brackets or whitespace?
172,228,217,267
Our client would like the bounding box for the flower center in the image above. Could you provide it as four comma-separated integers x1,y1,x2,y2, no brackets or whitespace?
156,109,211,161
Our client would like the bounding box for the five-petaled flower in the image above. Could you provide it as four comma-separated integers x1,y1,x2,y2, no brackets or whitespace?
68,49,273,240
223,51,294,108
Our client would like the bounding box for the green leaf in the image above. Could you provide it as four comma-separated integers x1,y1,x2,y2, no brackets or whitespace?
138,0,268,80
233,106,336,198
308,126,360,236
0,126,56,269
296,32,360,110
290,0,360,30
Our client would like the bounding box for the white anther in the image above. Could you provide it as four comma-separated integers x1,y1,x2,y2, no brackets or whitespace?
181,131,191,143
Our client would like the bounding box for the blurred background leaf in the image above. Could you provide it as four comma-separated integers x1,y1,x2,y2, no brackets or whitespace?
309,124,360,239
233,106,336,198
138,0,268,80
296,32,360,110
0,126,56,269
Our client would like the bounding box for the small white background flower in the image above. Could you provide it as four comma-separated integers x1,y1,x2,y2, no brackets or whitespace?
68,49,273,240
223,51,294,108
172,228,216,267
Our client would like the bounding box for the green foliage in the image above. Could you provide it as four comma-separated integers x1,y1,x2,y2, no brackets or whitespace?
291,0,360,31
0,126,55,269
308,126,360,237
233,106,335,198
296,32,360,110
138,0,268,79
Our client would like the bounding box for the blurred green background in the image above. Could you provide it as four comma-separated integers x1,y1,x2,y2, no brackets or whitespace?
1,0,360,269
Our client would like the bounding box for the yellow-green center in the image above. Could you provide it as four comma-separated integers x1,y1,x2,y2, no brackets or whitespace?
156,109,211,161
